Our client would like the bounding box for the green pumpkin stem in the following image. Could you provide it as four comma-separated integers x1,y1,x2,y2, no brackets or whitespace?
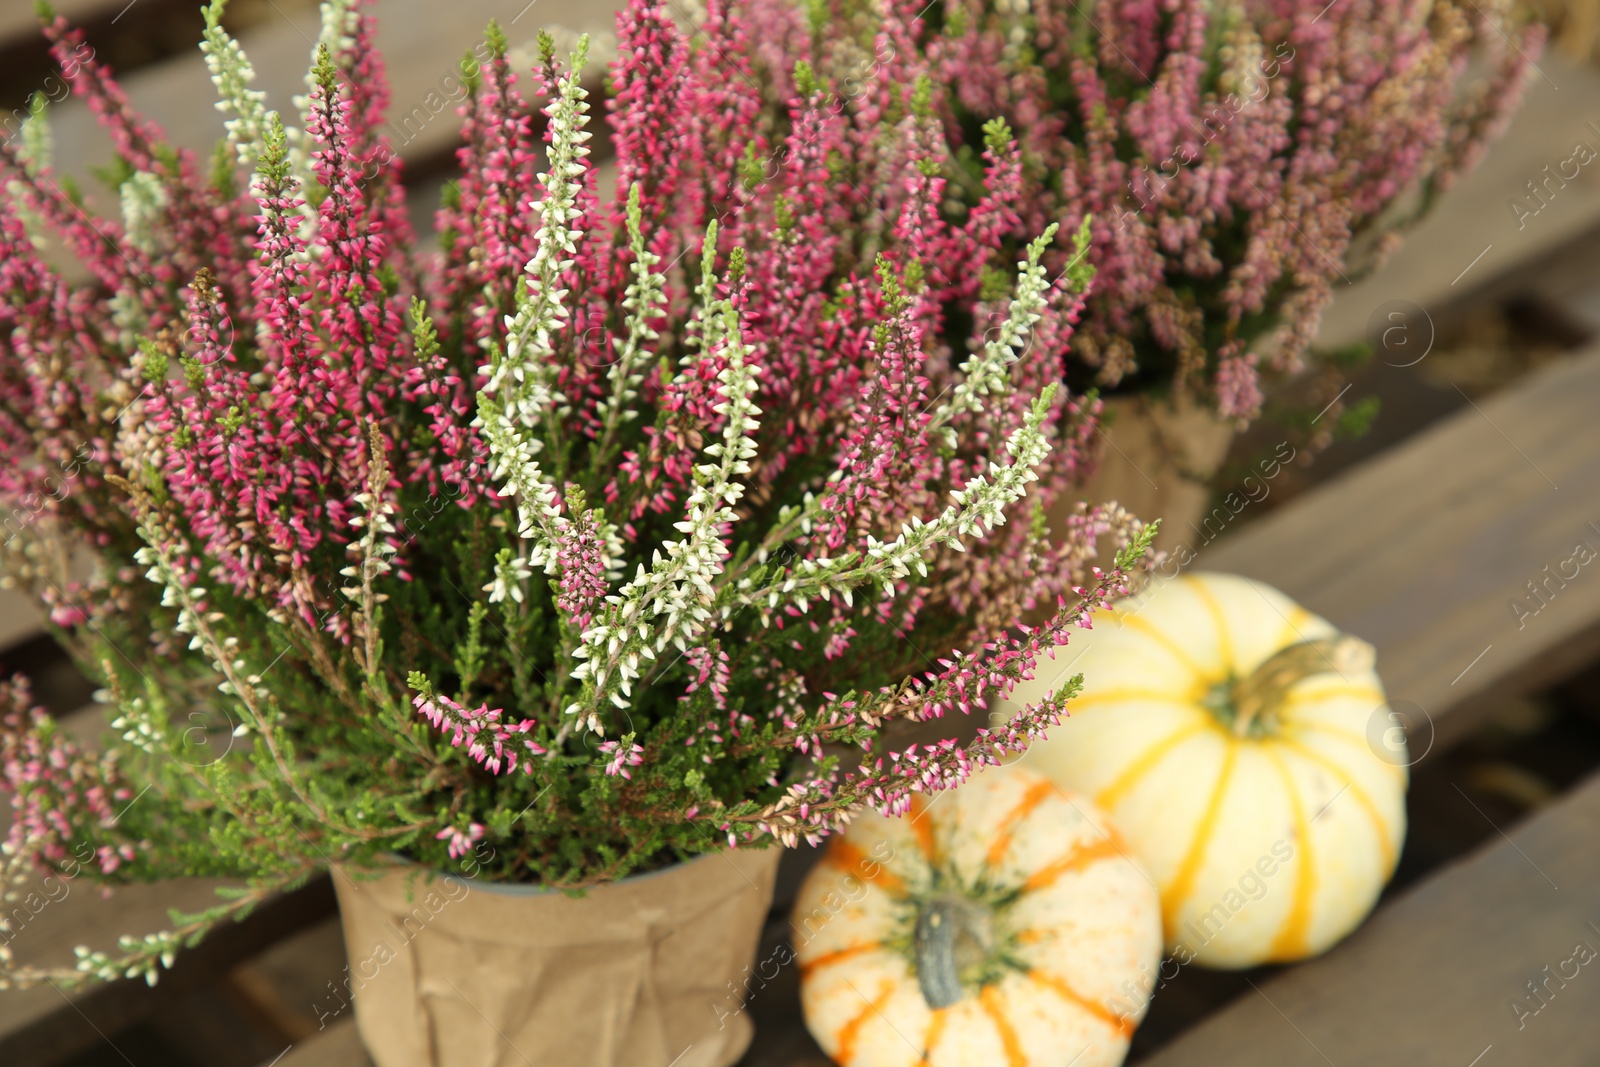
1228,635,1375,739
913,896,995,1009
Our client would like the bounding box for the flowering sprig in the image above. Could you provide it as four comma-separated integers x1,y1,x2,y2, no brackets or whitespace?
411,682,544,777
568,225,763,727
200,0,271,170
593,184,667,469
927,223,1077,440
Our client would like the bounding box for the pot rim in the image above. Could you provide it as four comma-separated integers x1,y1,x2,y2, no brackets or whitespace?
346,845,760,898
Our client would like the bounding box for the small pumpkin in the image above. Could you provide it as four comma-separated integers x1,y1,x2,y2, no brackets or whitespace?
998,571,1406,968
792,764,1162,1067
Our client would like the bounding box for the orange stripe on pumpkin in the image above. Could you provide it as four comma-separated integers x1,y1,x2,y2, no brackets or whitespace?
834,981,896,1066
920,1007,948,1063
1265,748,1318,960
980,985,1029,1067
824,839,905,895
1030,968,1136,1038
799,942,884,980
1161,744,1237,921
1095,724,1208,809
985,778,1056,870
1021,835,1124,893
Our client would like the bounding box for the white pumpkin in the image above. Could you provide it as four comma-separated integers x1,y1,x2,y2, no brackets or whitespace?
999,571,1406,968
792,764,1162,1067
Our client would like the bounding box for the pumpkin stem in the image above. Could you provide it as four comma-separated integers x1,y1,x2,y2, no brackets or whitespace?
1229,635,1375,738
912,896,995,1009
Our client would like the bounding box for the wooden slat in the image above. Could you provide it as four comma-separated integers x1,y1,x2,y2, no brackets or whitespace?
45,0,626,190
228,916,347,1040
1141,768,1600,1066
0,877,230,1056
1200,342,1600,753
0,590,44,653
267,1017,370,1067
0,2,120,46
0,873,336,1062
1316,53,1600,348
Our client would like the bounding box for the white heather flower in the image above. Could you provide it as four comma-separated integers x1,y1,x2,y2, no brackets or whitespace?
119,172,169,256
928,224,1059,442
200,0,271,170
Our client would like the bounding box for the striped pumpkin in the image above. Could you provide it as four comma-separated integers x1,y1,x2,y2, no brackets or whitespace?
998,571,1407,968
792,765,1162,1067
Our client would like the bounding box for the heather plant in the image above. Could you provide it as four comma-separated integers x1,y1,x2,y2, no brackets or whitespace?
0,0,1152,988
746,0,1541,425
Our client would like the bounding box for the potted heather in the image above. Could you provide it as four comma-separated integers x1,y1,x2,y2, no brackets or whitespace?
746,0,1540,539
0,2,1154,1065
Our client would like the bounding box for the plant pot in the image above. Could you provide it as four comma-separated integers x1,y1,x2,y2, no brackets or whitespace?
1077,393,1236,553
330,846,783,1067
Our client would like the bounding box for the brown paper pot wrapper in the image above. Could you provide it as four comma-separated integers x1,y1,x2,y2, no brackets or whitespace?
1073,394,1235,553
332,846,782,1067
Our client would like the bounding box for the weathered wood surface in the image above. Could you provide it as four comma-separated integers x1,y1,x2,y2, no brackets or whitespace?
271,1016,369,1067
45,0,625,188
0,873,336,1063
0,592,44,653
1201,342,1600,755
1316,54,1600,350
1140,767,1600,1067
0,698,340,1060
0,1,122,44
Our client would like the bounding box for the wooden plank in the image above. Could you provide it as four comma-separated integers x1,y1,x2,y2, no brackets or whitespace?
267,1016,370,1067
0,730,336,1061
1200,343,1600,753
1140,769,1600,1066
228,916,347,1040
1316,54,1600,349
44,0,626,192
0,590,44,653
0,874,336,1062
0,2,120,46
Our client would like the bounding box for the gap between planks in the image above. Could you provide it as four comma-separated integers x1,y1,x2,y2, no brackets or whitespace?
1139,767,1600,1066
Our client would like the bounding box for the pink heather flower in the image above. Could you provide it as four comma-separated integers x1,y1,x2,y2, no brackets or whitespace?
96,843,137,875
47,603,87,628
1216,353,1265,423
598,741,645,779
1,677,140,875
744,0,1540,416
681,645,731,712
553,505,609,629
413,693,543,776
435,823,485,860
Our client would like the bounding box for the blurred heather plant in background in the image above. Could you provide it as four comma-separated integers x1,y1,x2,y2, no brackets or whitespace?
0,0,1153,987
747,0,1541,425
